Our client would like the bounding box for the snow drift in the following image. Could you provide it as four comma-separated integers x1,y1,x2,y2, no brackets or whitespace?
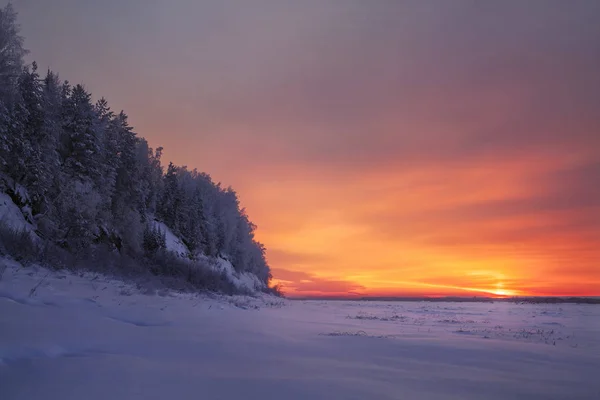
1,260,599,400
149,219,191,259
0,192,34,234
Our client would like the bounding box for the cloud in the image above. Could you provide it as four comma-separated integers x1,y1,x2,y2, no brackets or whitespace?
266,249,331,268
352,160,600,242
272,268,365,296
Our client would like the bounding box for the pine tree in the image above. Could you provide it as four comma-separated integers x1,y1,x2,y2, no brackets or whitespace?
17,62,59,206
0,4,29,178
0,3,28,106
34,70,66,235
111,111,139,218
158,162,183,233
61,84,102,182
135,141,163,219
95,97,118,206
186,185,207,253
143,223,166,254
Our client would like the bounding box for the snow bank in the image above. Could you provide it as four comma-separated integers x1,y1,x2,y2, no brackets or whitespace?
0,192,35,236
0,260,599,400
203,255,266,293
150,219,191,259
149,220,264,293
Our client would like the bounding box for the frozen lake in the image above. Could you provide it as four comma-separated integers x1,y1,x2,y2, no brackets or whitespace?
1,261,599,399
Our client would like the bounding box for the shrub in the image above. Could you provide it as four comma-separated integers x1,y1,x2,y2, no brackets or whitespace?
0,224,40,265
264,283,284,297
0,219,251,296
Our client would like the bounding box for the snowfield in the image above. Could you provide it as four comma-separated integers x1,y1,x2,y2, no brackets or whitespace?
1,260,599,400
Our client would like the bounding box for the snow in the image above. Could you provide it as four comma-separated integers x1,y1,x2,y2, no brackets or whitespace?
0,192,35,235
1,260,599,400
148,220,264,293
150,219,190,258
207,255,266,292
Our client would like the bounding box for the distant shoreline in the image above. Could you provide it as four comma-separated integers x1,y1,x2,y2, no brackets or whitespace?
291,296,600,304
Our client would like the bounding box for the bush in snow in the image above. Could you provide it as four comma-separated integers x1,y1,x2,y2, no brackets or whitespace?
143,224,166,255
0,224,39,265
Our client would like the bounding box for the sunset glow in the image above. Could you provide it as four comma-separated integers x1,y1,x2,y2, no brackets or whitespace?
15,1,600,298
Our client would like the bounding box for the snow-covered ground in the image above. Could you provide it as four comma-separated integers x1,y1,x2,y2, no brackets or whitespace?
1,260,599,400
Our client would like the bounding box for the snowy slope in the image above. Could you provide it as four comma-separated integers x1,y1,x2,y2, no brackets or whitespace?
1,260,599,400
150,219,191,259
203,255,266,292
149,219,265,293
0,189,265,295
0,192,36,236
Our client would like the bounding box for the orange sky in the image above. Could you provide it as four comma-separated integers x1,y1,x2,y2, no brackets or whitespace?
13,1,600,297
254,156,600,297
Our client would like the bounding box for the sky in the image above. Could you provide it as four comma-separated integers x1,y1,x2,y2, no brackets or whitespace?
9,0,600,297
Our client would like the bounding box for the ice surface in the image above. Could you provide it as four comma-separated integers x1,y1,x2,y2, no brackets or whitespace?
1,259,599,400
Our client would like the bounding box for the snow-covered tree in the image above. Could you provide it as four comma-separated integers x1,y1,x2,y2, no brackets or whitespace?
143,223,166,254
61,84,102,182
0,3,27,106
157,162,183,233
0,3,28,176
94,97,117,204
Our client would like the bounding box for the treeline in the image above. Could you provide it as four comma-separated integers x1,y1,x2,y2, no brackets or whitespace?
0,4,272,289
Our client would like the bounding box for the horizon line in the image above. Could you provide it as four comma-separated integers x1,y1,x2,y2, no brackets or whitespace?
287,295,600,301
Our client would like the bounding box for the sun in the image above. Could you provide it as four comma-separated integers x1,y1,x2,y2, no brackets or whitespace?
489,282,518,297
489,289,515,297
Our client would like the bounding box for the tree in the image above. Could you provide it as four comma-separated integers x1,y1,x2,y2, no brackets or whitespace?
61,84,102,183
0,4,28,173
110,111,139,218
95,97,117,206
33,69,66,236
143,223,166,254
158,162,183,232
0,3,27,106
18,63,60,206
185,185,208,253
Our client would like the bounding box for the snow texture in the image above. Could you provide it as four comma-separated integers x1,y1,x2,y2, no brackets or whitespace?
0,260,599,400
149,219,264,293
207,255,266,292
0,192,35,235
150,219,191,258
